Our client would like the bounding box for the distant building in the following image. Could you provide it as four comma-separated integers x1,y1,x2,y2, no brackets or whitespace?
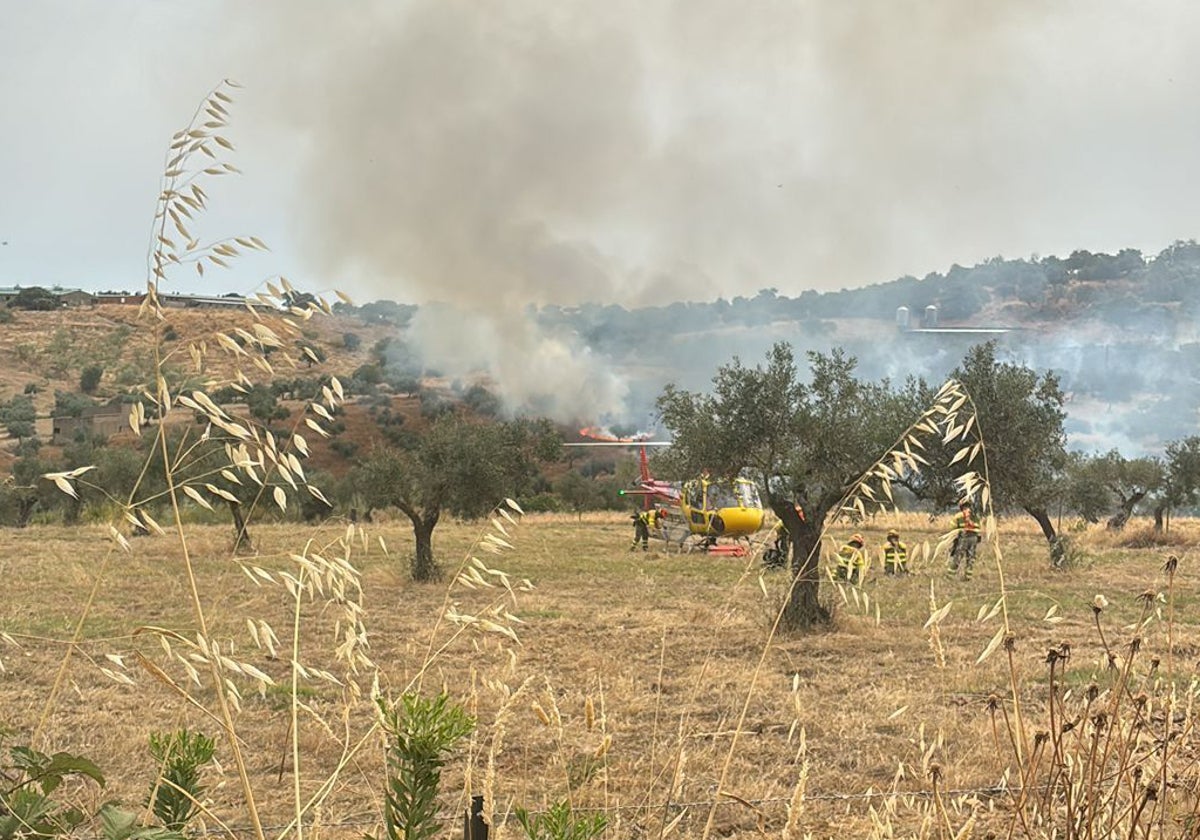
95,291,147,305
159,293,248,309
52,404,126,444
0,286,255,309
894,302,1015,338
0,285,95,307
55,288,94,307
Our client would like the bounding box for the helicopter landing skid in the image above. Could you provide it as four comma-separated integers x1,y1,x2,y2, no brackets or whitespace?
704,543,748,557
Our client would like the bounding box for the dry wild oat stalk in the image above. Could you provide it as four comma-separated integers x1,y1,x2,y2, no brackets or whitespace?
38,81,370,840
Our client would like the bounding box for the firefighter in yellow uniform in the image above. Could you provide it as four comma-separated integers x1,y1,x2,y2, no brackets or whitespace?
835,533,866,584
882,529,909,575
629,507,665,551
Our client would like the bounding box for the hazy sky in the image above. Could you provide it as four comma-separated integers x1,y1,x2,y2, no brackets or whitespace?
4,1,1200,309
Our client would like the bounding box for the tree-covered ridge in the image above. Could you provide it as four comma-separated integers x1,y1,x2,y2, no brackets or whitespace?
522,240,1200,336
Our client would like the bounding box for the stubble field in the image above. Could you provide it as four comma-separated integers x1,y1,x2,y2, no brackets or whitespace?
2,512,1197,838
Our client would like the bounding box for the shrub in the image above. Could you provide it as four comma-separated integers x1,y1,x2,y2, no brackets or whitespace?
0,395,37,439
79,365,104,394
515,800,607,840
520,491,563,513
330,439,359,459
7,286,60,311
380,693,474,840
147,730,215,831
13,438,40,457
53,390,93,418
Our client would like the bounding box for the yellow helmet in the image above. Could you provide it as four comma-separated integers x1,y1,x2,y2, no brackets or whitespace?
887,528,900,539
850,534,864,546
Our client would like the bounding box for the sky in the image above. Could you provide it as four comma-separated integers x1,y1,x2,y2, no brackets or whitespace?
4,1,1200,311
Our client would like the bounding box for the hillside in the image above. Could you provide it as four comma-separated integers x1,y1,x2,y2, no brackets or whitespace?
0,303,391,411
0,303,411,475
4,240,1200,473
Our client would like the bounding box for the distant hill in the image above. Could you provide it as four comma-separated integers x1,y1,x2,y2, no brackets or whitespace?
6,240,1200,465
523,243,1200,454
0,303,391,419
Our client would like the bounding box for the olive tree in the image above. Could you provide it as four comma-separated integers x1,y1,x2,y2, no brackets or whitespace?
1089,451,1164,530
351,412,559,581
657,343,911,630
1154,436,1200,532
897,343,1069,543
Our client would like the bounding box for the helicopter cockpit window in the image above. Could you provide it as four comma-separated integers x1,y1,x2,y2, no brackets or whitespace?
735,481,762,508
706,483,738,509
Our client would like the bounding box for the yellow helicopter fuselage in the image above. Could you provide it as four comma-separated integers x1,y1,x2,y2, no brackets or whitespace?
679,477,765,538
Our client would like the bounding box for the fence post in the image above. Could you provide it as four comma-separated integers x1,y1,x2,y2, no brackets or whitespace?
463,794,487,840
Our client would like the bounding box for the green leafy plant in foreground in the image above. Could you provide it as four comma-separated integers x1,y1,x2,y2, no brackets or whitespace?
146,729,215,831
0,742,104,840
0,739,195,840
96,803,183,840
379,693,475,840
514,800,607,840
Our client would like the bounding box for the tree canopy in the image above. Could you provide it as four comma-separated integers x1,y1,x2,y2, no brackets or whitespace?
902,345,1070,542
351,412,560,580
657,343,912,630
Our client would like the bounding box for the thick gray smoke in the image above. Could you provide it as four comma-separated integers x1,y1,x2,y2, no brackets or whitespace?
256,1,1058,302
222,0,1200,423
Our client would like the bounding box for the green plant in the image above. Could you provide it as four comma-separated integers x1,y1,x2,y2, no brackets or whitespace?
146,730,214,831
0,741,105,840
97,803,182,840
329,439,358,459
0,395,37,440
1048,533,1087,569
79,366,104,395
13,439,40,458
379,692,475,840
514,800,607,840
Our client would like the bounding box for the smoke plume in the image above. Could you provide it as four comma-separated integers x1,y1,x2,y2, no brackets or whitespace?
225,0,1200,423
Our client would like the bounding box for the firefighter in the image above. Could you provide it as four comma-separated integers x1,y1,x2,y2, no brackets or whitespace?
629,507,664,552
835,533,866,584
882,528,909,575
947,500,981,579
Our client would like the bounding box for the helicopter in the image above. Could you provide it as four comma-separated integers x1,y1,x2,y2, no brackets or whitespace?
572,427,766,555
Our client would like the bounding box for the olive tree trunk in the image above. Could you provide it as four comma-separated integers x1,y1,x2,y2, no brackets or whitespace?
403,506,442,582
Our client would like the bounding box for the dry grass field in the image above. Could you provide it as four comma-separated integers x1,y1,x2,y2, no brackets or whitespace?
2,512,1199,838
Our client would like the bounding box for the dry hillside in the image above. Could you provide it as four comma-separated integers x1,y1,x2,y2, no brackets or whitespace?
0,303,407,471
0,303,394,404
